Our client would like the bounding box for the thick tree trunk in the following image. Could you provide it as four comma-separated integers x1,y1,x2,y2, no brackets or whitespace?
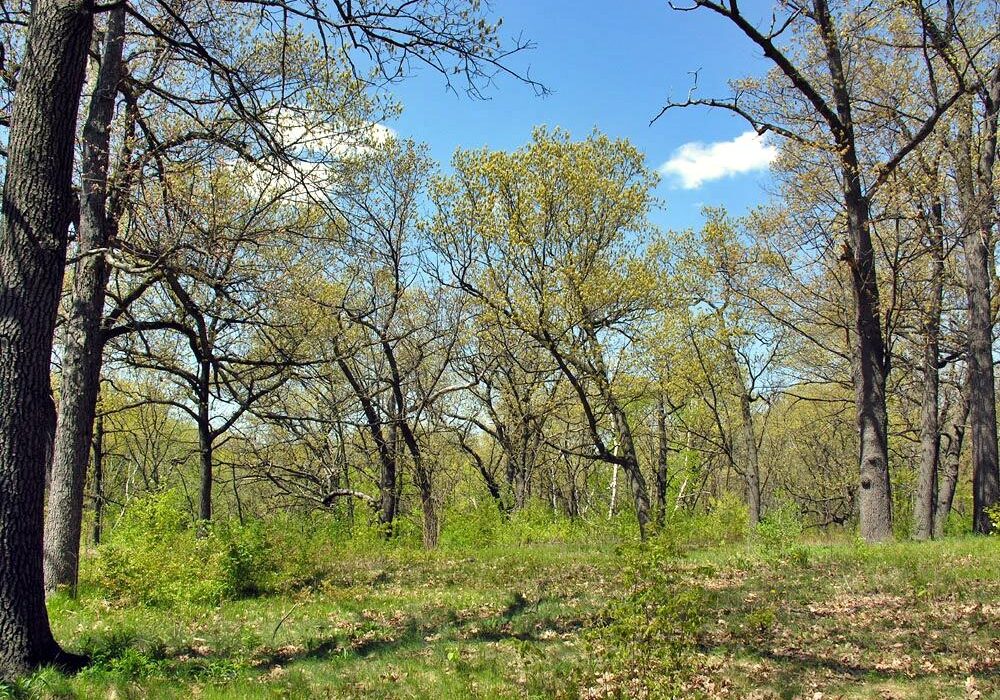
44,6,125,595
846,193,893,542
965,71,1000,535
415,464,438,549
501,424,531,511
966,245,998,535
402,433,437,548
934,385,969,537
655,395,669,528
379,455,398,529
914,203,944,540
380,412,399,531
0,0,94,678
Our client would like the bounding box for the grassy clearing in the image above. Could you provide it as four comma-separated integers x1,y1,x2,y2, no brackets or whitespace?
686,537,1000,699
6,535,999,699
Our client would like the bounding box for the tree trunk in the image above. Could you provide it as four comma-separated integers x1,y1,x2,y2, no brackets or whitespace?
91,412,104,546
334,353,398,534
611,407,651,539
846,192,893,542
934,384,969,537
44,6,125,595
0,0,94,678
914,202,944,540
965,70,1000,535
815,0,893,541
514,425,532,509
720,327,762,526
965,232,999,534
198,363,213,522
608,464,618,519
380,410,399,532
655,394,669,528
416,465,438,549
738,389,762,527
458,432,505,513
403,435,437,548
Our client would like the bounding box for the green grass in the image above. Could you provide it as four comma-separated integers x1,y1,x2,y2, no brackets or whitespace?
8,535,1000,699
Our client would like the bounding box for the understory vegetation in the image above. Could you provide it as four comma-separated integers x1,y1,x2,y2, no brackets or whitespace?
4,494,998,699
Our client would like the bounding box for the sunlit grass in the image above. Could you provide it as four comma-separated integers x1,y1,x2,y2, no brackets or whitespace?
3,534,995,698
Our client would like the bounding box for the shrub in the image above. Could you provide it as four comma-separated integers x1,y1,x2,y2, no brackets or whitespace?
87,490,285,607
499,502,589,546
439,499,505,549
987,504,1000,535
751,501,807,565
660,492,749,551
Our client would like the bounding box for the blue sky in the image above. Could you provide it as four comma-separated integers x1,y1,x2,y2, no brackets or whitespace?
385,0,778,233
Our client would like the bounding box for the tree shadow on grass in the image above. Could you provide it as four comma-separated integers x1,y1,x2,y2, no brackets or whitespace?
699,637,1000,696
258,589,590,668
75,588,592,685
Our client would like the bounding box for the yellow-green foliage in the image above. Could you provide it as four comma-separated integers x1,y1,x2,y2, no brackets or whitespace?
86,491,342,608
661,492,750,550
439,500,604,549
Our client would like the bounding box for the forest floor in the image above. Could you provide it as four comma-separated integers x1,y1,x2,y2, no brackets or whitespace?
16,536,1000,699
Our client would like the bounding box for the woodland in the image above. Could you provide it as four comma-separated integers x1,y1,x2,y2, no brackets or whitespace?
0,0,998,697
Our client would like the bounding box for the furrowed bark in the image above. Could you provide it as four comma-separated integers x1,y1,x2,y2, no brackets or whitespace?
0,0,94,678
964,70,1000,534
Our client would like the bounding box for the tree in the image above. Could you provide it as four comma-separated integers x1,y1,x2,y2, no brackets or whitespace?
43,4,397,592
953,70,1000,534
327,140,469,546
663,213,785,526
660,0,977,540
431,129,660,538
452,320,562,512
109,161,319,522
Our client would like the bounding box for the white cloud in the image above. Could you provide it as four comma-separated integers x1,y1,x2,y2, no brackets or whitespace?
658,131,777,189
243,116,398,204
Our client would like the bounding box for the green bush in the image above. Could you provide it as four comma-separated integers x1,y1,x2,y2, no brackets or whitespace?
440,499,597,549
987,504,1000,535
660,492,749,551
751,501,806,564
499,502,589,545
86,490,310,607
440,499,505,549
